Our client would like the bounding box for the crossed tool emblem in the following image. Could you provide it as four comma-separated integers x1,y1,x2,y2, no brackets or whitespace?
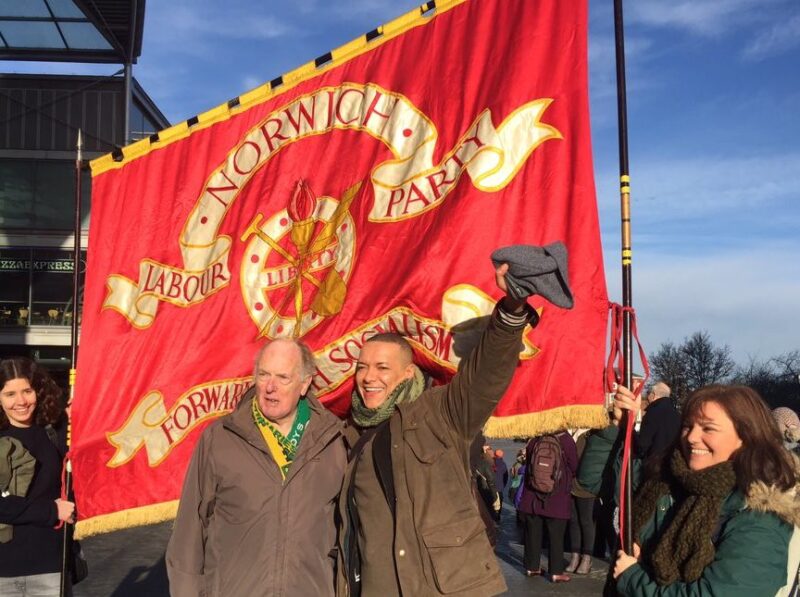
240,180,361,338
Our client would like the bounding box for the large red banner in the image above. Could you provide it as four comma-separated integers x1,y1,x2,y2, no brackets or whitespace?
74,0,608,536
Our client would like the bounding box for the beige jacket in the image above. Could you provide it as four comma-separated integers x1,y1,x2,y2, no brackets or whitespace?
337,306,534,596
167,394,346,597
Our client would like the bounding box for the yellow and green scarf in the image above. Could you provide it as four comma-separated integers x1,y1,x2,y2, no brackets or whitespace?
252,397,311,480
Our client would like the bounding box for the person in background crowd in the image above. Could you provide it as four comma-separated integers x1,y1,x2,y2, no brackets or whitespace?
167,339,345,597
469,435,499,547
508,448,526,499
507,447,528,534
773,407,800,454
493,449,509,519
475,447,502,522
0,358,76,597
510,448,526,476
518,431,578,583
581,384,799,597
637,381,680,460
565,428,596,575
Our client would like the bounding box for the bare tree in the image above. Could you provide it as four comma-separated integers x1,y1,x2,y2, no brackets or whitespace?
681,331,736,390
649,341,688,400
650,331,735,404
772,350,800,384
732,357,778,401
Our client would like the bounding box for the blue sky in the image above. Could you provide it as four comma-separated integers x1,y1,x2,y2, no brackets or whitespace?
5,0,798,364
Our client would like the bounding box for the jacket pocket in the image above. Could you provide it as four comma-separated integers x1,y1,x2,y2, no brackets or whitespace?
404,427,446,463
422,516,498,594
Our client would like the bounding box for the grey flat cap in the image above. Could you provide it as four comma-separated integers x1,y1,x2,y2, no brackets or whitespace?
491,242,574,308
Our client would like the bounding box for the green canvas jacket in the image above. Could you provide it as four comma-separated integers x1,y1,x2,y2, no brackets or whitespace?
0,436,36,543
336,305,534,596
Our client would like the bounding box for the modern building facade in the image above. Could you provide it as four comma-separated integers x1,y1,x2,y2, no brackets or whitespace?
0,1,169,377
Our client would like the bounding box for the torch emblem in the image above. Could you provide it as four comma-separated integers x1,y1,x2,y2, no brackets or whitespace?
240,180,359,338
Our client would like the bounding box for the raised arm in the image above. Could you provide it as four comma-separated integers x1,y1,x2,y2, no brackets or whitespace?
435,264,537,440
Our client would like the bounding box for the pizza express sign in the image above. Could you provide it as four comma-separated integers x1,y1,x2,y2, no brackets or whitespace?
0,257,78,273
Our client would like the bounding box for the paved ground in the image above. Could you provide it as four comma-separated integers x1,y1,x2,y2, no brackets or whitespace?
74,439,608,596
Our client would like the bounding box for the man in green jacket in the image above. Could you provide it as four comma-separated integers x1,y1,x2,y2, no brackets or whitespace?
337,265,537,596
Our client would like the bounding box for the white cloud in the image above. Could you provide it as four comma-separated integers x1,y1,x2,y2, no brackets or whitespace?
628,0,768,37
603,243,800,362
324,0,418,19
589,34,656,104
742,13,800,61
143,3,295,59
623,0,799,63
594,153,800,219
589,35,655,74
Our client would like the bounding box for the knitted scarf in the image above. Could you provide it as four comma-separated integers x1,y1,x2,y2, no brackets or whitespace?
350,365,426,428
632,449,736,585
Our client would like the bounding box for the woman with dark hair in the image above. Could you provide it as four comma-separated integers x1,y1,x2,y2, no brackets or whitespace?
580,384,799,596
0,357,75,596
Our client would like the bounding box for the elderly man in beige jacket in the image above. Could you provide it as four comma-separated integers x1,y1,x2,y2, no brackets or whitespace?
166,339,345,597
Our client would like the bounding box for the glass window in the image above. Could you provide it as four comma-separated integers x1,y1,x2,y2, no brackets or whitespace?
130,101,164,141
0,159,90,231
0,248,85,327
0,0,50,18
34,161,75,227
59,22,112,50
0,21,64,48
0,248,32,326
130,102,149,140
0,160,35,228
31,249,83,325
142,113,159,137
46,0,85,19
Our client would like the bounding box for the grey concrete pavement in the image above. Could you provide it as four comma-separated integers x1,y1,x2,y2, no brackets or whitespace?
493,497,609,596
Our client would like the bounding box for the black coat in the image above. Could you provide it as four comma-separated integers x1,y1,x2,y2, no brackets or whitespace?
637,397,681,460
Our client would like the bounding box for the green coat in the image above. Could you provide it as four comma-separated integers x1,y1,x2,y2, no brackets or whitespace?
579,425,797,597
0,436,37,543
577,425,625,499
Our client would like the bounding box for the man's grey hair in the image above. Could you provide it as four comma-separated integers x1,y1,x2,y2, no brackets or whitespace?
650,381,671,400
253,338,316,379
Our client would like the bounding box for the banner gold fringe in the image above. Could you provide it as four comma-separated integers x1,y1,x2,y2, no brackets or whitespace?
483,404,609,439
75,500,178,540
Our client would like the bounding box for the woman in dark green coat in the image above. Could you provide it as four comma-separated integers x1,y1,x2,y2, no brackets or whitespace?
581,384,799,597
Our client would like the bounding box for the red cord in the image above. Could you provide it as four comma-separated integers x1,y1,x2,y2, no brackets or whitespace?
618,407,635,545
606,302,650,548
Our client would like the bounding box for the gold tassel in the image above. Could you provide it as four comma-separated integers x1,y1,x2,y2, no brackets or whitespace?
74,500,179,540
483,404,609,439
